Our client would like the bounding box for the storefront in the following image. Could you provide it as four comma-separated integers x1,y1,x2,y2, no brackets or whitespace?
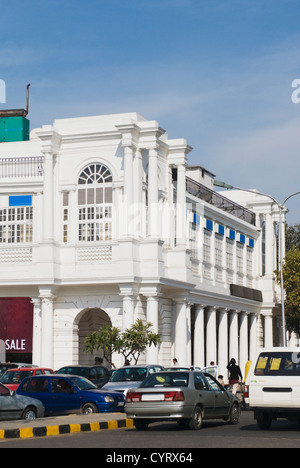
0,298,33,363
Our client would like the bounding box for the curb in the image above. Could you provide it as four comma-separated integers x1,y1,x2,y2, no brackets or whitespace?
0,418,134,440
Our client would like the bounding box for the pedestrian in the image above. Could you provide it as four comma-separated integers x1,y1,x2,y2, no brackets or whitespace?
218,375,225,387
173,358,178,366
227,358,243,395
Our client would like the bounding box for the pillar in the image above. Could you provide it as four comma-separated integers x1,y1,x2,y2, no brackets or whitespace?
229,310,239,362
40,289,55,368
176,163,186,246
43,152,54,241
148,147,159,238
174,299,187,365
206,306,217,365
193,304,205,368
218,308,228,379
145,295,159,363
239,312,248,376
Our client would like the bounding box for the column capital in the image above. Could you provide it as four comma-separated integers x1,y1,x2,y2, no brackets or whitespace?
140,285,161,298
118,284,139,297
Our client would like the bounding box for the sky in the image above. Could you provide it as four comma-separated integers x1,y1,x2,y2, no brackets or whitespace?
0,0,300,224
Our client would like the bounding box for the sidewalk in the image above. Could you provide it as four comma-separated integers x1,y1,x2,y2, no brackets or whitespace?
0,412,134,440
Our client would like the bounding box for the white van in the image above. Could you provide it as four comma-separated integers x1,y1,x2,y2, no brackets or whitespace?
245,347,300,429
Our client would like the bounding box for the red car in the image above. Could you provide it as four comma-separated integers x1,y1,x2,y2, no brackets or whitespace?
0,368,54,391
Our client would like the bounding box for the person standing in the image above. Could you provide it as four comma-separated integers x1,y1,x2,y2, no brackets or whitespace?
227,358,243,395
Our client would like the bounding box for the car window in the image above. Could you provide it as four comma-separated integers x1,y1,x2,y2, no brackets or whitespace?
89,368,97,379
194,373,209,390
110,367,147,382
96,367,106,379
141,372,189,388
255,352,300,376
44,369,53,375
205,374,223,392
0,370,34,384
51,378,73,393
0,383,10,396
22,377,49,393
35,370,43,375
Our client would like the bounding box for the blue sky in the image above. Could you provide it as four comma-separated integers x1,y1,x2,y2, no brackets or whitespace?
1,0,300,223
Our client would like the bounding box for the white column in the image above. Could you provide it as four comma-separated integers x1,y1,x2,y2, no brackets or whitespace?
174,299,187,365
206,306,217,365
176,163,186,246
265,213,274,275
218,308,228,379
121,295,135,331
133,148,143,238
239,312,248,377
229,310,239,362
123,145,134,237
146,296,159,363
40,290,55,368
193,304,205,368
249,313,257,361
186,303,192,365
31,298,41,367
263,312,273,347
43,152,54,241
148,147,159,238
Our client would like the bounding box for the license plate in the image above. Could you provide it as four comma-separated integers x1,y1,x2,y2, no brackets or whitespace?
117,401,124,406
141,394,164,401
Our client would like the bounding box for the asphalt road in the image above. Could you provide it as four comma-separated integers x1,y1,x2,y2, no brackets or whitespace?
2,410,300,449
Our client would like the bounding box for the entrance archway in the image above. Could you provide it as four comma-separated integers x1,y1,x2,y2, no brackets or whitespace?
76,308,112,366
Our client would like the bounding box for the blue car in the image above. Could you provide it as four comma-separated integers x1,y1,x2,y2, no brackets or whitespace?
16,374,124,416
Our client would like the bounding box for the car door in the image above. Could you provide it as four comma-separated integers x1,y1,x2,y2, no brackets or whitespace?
50,377,81,414
19,377,53,414
193,372,216,419
204,374,231,418
0,383,22,420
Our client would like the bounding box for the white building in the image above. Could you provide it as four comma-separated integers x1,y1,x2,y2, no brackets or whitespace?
0,112,283,379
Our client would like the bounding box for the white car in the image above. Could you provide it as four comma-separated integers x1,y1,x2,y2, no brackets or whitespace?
245,347,300,429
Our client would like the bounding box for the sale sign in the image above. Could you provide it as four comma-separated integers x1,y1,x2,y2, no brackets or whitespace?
0,298,33,354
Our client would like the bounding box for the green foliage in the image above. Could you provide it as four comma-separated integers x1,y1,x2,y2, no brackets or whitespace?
84,319,161,367
280,247,300,334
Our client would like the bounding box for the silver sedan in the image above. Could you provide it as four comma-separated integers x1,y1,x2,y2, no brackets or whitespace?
0,382,44,421
125,371,240,430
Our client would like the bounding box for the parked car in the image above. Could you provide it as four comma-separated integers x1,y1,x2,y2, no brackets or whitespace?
0,363,38,377
56,365,110,388
0,367,54,391
0,382,44,421
17,374,125,415
125,370,240,430
245,347,300,430
164,366,202,371
102,365,165,394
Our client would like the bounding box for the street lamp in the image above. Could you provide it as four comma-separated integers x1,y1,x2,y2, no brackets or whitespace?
214,180,300,347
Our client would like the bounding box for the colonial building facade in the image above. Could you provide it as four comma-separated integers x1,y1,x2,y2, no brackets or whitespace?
0,112,283,379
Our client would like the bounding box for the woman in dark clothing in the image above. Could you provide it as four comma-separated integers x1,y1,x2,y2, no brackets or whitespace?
227,358,243,395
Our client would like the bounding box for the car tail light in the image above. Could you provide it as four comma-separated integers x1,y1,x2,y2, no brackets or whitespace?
244,385,249,398
126,392,141,403
164,391,185,401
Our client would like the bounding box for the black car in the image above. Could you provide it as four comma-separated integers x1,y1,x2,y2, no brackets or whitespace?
56,365,110,388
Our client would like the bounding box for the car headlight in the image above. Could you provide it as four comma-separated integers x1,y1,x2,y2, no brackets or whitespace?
104,396,115,403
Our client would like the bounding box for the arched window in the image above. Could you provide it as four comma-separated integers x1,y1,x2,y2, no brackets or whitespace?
77,163,113,242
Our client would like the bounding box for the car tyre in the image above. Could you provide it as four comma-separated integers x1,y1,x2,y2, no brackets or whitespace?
188,406,203,430
134,419,149,431
82,403,98,414
256,412,272,430
227,404,240,425
22,407,37,421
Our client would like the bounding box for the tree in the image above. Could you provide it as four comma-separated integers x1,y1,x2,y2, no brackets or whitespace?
278,247,300,334
84,319,161,367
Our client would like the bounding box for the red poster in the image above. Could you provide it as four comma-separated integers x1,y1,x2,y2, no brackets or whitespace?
0,298,33,353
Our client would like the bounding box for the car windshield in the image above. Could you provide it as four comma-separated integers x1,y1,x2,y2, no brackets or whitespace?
67,376,98,390
58,367,90,378
0,370,34,384
110,367,147,382
140,372,189,388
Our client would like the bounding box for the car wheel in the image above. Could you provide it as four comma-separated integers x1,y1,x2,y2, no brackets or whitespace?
256,412,272,430
134,419,149,431
188,406,203,430
82,403,98,415
22,407,37,421
227,404,240,425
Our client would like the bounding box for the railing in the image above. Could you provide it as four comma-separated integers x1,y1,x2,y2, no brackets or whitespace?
0,157,44,178
186,177,256,226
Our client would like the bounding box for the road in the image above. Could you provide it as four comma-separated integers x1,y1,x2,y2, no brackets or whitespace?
1,411,300,449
